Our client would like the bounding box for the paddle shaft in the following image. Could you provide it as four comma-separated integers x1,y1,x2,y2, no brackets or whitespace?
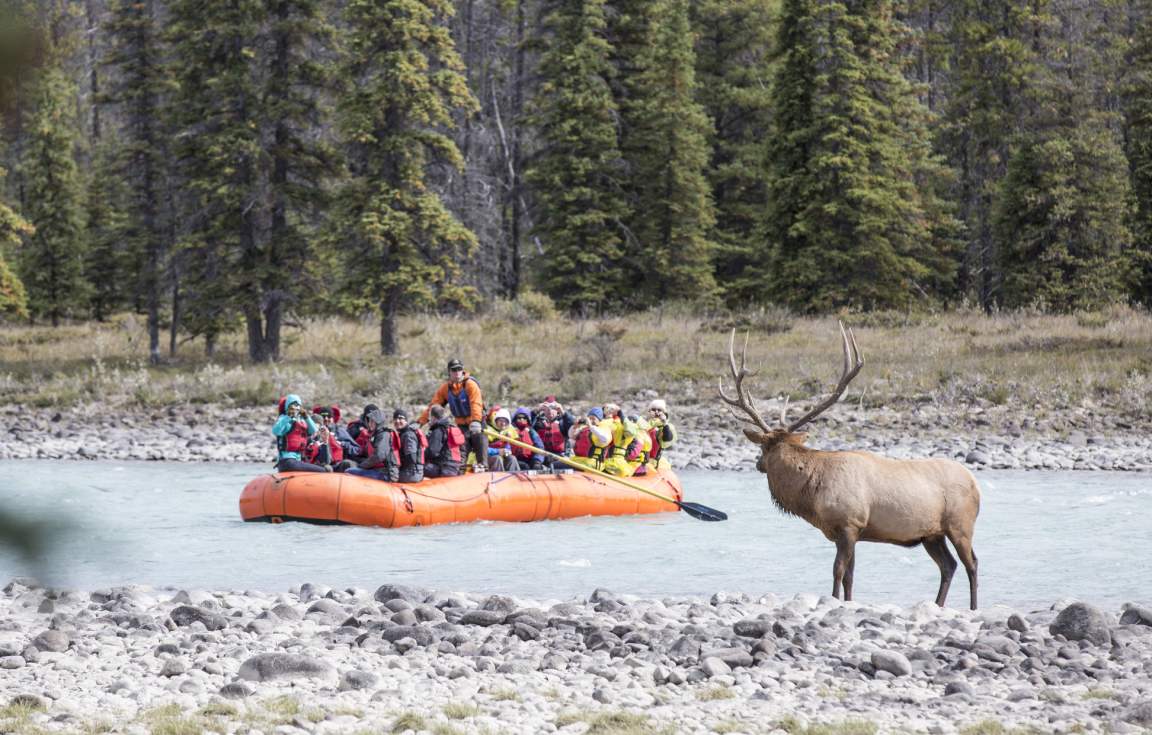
485,429,681,507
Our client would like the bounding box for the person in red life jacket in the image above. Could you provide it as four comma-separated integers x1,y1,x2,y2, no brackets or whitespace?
391,408,426,483
510,407,546,470
303,405,347,470
345,404,378,460
345,408,400,482
424,405,466,478
417,358,489,472
272,394,329,473
532,396,576,468
646,398,678,470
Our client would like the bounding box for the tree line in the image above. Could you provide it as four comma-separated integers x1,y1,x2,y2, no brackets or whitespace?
1,0,1151,360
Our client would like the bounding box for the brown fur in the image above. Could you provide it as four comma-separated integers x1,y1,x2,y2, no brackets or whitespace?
745,428,981,609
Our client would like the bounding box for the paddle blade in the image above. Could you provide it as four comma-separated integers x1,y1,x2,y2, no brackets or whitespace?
678,502,728,522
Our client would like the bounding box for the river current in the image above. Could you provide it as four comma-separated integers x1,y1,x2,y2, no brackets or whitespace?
0,461,1148,609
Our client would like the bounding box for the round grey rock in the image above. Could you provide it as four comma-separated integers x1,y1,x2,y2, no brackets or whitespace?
32,630,69,653
1050,602,1112,646
218,682,254,699
871,650,912,677
1120,605,1152,627
339,670,379,691
237,653,336,683
460,609,505,627
170,605,228,631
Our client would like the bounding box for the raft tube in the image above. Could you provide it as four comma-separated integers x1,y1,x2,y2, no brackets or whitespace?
239,468,683,527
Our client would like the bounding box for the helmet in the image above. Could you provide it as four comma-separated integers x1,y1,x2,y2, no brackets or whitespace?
649,399,668,414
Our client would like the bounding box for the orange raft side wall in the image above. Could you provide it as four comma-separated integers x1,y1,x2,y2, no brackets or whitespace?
239,469,683,527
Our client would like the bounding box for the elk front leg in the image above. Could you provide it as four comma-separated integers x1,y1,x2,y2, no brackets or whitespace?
832,528,859,601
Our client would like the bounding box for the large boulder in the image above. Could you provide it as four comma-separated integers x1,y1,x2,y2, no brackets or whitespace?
1050,602,1112,646
31,630,70,653
237,653,335,683
1120,605,1152,627
871,650,912,677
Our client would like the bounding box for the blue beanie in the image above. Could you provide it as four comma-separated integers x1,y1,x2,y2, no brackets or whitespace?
587,407,604,420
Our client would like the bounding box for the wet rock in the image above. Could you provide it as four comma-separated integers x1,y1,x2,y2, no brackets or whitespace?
460,610,505,627
339,670,379,691
871,650,912,677
1050,603,1112,646
1120,605,1152,627
170,605,228,631
32,629,70,652
237,653,336,683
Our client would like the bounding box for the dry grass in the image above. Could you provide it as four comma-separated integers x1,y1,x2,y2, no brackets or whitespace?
2,305,1149,418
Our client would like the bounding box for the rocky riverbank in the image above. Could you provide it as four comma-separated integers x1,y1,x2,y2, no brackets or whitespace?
2,578,1152,734
2,401,1151,472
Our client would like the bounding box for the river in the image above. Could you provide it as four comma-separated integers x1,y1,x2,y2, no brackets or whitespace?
0,461,1148,609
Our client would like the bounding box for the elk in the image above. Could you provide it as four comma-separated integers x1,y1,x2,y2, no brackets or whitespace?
720,324,981,609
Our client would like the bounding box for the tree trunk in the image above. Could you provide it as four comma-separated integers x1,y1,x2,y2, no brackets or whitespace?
380,289,400,355
169,268,180,357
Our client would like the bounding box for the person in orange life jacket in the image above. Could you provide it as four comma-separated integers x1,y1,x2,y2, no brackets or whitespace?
483,407,520,471
272,394,329,473
392,408,426,483
424,405,467,478
532,396,576,467
510,407,546,470
303,405,351,471
568,407,612,470
345,404,378,460
418,358,488,472
645,398,678,470
345,408,400,481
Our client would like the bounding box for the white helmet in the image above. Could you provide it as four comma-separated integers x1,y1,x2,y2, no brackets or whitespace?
493,408,511,424
648,399,668,414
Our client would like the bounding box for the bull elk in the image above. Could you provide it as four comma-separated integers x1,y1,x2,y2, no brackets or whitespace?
720,324,981,609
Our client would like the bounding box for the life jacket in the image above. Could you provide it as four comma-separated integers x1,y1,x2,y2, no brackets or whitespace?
304,433,343,465
619,437,646,463
573,427,609,463
489,428,509,450
512,425,536,461
535,418,566,454
430,421,466,466
648,425,665,462
445,377,480,422
353,426,372,458
277,420,309,455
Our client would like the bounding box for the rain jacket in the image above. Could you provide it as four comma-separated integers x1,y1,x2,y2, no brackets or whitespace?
272,394,317,460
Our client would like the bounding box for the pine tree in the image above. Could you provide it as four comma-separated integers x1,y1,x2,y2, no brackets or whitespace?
1125,0,1152,308
626,0,717,305
234,0,337,362
336,0,479,355
103,0,170,361
527,0,628,313
995,0,1132,311
763,0,957,312
18,61,88,326
692,0,777,304
938,0,1035,308
84,142,128,321
0,166,31,319
166,0,262,358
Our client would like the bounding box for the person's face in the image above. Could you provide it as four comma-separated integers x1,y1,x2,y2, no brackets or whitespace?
649,407,665,421
393,416,408,430
367,419,378,432
449,368,465,383
514,417,529,429
496,418,509,429
587,414,599,425
315,412,333,426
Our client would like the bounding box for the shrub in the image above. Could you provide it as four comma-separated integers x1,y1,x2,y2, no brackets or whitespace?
700,304,793,335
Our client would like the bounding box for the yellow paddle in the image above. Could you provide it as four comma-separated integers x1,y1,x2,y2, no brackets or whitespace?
484,428,727,522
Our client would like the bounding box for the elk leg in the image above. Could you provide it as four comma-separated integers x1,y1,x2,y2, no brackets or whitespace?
832,528,859,602
949,533,979,610
922,536,957,607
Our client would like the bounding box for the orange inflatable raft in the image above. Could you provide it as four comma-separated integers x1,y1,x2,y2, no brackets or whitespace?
239,468,684,527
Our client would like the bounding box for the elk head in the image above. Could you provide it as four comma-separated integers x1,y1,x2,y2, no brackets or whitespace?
719,322,864,469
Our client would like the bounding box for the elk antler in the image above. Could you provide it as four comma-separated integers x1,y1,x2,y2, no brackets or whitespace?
786,321,864,432
718,329,774,434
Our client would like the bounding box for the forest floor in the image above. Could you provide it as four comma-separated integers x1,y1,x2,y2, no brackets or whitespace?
1,306,1150,470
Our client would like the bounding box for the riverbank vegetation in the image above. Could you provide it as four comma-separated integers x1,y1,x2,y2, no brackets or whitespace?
1,304,1148,421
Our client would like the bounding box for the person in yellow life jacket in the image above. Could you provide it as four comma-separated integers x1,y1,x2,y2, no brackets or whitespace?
629,416,656,476
646,398,678,470
599,404,644,477
569,407,612,470
474,407,519,471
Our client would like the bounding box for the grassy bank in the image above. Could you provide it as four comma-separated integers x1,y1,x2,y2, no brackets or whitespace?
1,305,1149,420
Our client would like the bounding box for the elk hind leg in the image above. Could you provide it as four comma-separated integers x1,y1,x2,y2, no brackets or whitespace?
922,536,957,607
948,532,979,610
832,528,859,602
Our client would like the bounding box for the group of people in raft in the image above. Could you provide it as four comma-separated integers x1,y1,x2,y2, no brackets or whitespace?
272,357,678,483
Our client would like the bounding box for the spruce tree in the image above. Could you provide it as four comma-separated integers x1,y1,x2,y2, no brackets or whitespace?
103,0,170,361
763,0,957,312
166,0,262,357
995,1,1132,311
527,0,628,313
336,0,479,355
0,167,31,319
84,142,128,321
692,0,777,304
626,0,717,305
18,61,88,326
1125,0,1152,308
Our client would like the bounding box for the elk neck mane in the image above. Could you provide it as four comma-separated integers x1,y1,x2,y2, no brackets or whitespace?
761,433,825,520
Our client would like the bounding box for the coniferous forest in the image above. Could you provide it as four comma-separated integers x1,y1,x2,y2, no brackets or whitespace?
1,0,1151,361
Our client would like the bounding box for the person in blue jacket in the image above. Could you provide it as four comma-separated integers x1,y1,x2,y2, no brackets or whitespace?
272,394,329,473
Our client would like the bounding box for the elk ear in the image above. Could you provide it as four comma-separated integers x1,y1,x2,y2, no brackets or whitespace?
742,428,768,445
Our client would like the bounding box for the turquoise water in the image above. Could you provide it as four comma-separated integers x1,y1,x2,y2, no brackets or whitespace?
0,461,1148,609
